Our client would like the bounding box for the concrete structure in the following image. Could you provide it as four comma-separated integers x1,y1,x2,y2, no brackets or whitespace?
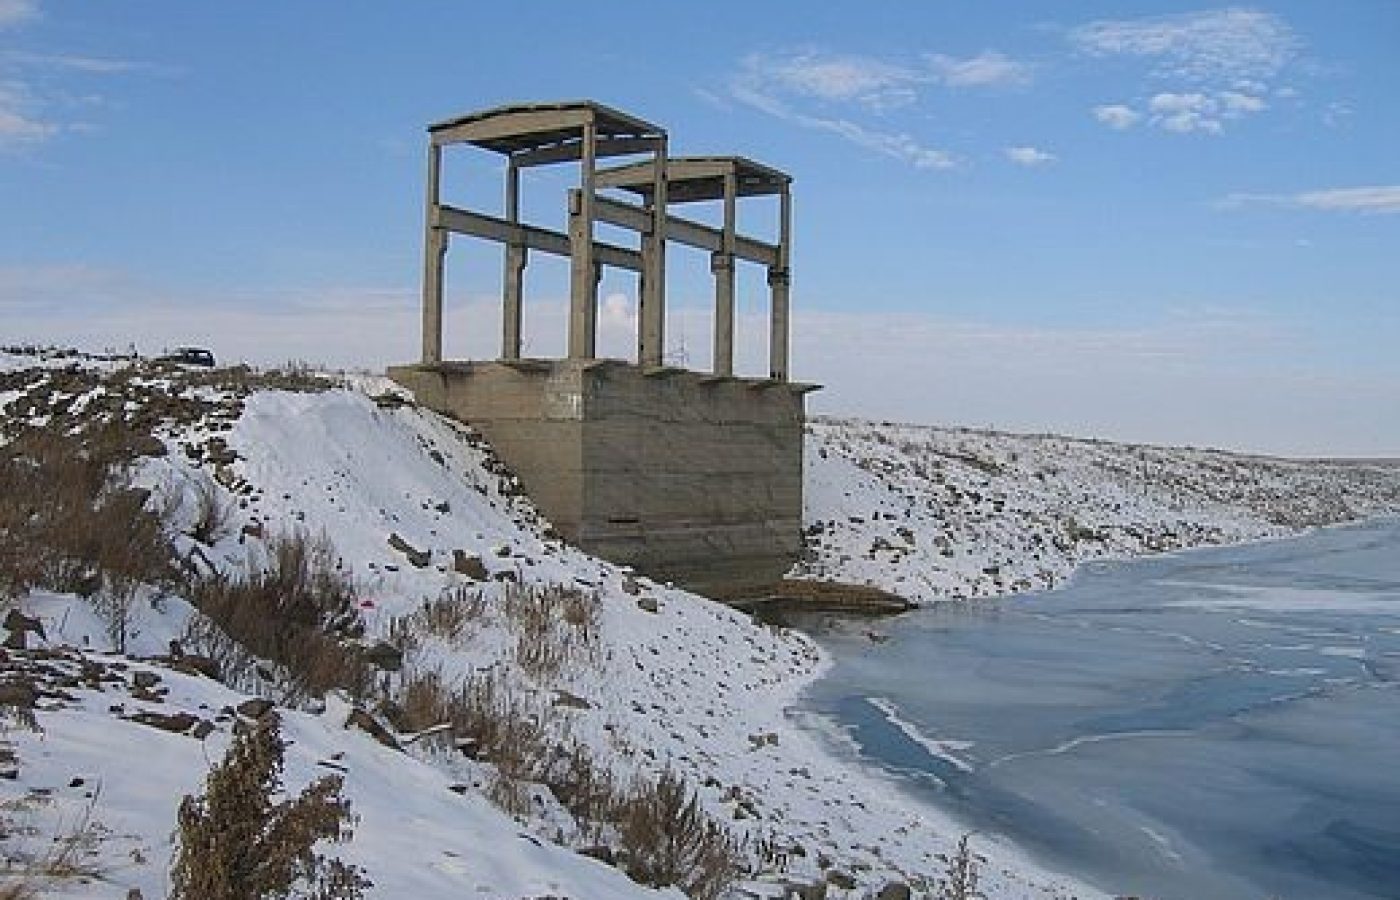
389,101,815,597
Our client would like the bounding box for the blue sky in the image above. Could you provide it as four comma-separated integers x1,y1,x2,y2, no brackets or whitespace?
2,1,1397,455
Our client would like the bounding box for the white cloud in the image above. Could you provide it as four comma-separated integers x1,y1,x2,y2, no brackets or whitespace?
1073,8,1294,135
1093,104,1141,129
728,54,958,170
925,50,1031,87
1070,7,1299,83
1222,186,1400,214
3,52,143,74
1005,146,1055,167
0,0,37,29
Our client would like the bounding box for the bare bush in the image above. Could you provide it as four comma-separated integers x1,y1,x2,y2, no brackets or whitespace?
403,587,487,643
935,833,985,900
188,476,233,546
615,769,744,899
0,790,106,897
184,531,369,702
501,583,601,680
171,714,370,900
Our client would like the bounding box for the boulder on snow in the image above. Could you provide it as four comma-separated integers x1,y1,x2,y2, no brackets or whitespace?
362,641,404,672
236,697,275,720
388,533,431,568
129,710,200,735
453,550,489,580
3,609,46,647
345,707,402,751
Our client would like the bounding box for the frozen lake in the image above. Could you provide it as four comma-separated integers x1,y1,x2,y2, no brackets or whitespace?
797,517,1400,899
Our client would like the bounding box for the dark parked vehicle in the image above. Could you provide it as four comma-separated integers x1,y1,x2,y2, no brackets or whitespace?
159,347,216,367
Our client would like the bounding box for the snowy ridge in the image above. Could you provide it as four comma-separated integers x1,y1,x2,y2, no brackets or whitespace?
800,416,1400,604
6,352,1398,898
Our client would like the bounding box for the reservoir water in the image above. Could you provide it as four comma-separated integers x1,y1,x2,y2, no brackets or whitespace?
797,517,1400,900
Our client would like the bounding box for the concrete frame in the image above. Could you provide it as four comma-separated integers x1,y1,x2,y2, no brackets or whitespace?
595,156,792,380
421,101,668,365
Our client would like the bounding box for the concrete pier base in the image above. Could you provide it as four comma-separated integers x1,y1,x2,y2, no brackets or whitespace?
388,360,816,597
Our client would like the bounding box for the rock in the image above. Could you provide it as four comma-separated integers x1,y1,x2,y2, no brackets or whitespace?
240,521,264,541
345,708,402,751
453,550,489,580
191,719,215,740
132,671,160,690
388,533,431,568
784,882,827,900
578,845,615,866
636,596,659,614
621,576,642,596
875,881,911,900
129,711,199,734
552,690,592,710
825,870,856,890
236,697,275,720
3,609,46,642
129,434,167,458
172,654,221,680
0,679,38,709
362,641,404,672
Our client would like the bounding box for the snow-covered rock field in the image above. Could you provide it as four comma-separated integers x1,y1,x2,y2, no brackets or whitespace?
3,349,1398,899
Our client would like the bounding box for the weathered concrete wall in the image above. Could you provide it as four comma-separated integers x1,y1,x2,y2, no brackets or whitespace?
387,360,808,597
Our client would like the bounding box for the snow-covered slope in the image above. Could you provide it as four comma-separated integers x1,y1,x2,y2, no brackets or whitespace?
800,416,1400,605
5,351,1398,899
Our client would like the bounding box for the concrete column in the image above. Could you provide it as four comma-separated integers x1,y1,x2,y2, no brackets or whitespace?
568,120,598,359
712,170,738,377
768,184,792,381
639,137,668,367
502,161,525,360
421,141,446,365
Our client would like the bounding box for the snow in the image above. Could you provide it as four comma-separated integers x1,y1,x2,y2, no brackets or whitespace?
5,356,1399,899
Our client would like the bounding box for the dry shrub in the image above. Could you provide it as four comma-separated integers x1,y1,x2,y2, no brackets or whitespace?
404,586,487,643
935,833,985,900
0,791,106,897
615,769,744,899
502,583,601,680
171,714,369,900
184,531,369,701
0,427,174,646
188,475,233,546
389,670,742,896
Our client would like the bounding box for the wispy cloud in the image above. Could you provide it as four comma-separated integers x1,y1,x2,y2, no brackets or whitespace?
924,50,1032,87
1005,146,1055,167
1074,7,1298,134
721,47,1032,170
0,80,55,146
0,0,37,30
3,51,144,74
1221,186,1400,214
1071,7,1299,83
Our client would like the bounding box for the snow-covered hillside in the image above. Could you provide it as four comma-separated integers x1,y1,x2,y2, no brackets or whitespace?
801,416,1400,605
4,350,1397,899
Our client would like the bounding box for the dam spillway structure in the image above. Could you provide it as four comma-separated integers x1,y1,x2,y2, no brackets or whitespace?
388,101,817,597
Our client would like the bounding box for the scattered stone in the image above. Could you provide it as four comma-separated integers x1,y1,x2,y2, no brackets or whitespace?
875,881,911,900
448,783,469,795
388,533,431,568
825,870,856,890
3,609,45,644
453,550,489,580
129,711,199,734
621,576,642,596
578,845,615,866
191,719,215,740
132,670,160,690
636,597,660,614
240,521,264,541
0,679,38,709
236,697,275,720
129,434,167,458
345,708,402,751
171,654,221,680
552,690,592,710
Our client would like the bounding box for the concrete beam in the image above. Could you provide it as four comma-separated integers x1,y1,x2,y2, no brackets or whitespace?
501,162,524,360
639,135,667,367
769,185,792,382
512,136,658,168
591,196,779,267
713,170,737,377
433,205,642,272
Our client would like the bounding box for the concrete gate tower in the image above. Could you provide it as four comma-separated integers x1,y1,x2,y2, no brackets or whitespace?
389,101,816,597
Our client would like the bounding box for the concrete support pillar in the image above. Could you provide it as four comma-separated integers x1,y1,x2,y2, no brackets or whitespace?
638,137,668,367
712,171,738,377
502,161,525,360
768,184,792,381
568,121,598,359
421,142,446,365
